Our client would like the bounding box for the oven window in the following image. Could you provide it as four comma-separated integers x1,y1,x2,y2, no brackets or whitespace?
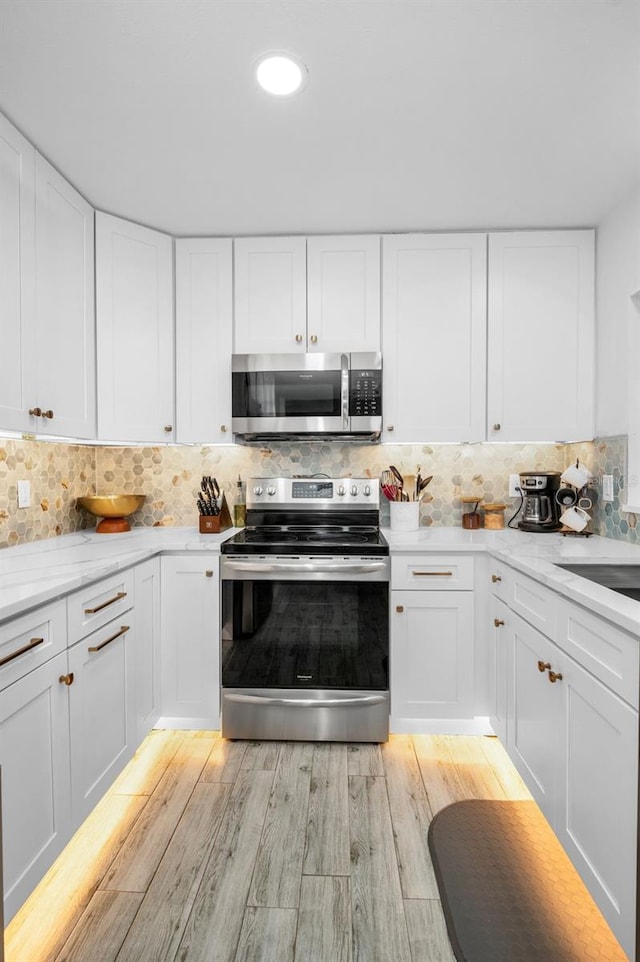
222,580,388,690
232,370,342,418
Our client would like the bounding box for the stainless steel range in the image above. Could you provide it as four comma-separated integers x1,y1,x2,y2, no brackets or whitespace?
220,477,390,742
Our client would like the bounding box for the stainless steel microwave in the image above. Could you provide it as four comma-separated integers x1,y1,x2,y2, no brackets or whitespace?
231,352,382,442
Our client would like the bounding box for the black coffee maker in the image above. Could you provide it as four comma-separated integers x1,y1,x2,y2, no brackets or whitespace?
517,472,562,532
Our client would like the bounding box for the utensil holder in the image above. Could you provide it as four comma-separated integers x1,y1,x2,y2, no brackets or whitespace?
199,494,233,534
389,501,420,531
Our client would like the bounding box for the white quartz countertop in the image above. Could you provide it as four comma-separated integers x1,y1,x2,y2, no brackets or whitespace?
1,525,638,635
384,526,640,635
0,526,237,623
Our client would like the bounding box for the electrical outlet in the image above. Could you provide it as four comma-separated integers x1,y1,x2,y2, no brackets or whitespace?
17,479,31,508
508,474,521,497
602,474,614,502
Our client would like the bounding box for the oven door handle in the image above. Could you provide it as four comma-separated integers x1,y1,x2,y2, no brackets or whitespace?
222,560,388,574
224,693,388,709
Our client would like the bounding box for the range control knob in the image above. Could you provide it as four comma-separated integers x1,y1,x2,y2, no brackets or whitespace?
267,485,276,496
337,484,346,496
253,485,263,496
363,484,372,496
350,484,358,497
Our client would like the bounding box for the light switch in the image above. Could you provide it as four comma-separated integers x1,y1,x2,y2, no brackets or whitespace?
17,479,31,508
602,475,614,502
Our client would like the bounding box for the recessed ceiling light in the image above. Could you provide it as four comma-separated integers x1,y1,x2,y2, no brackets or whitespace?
255,54,307,96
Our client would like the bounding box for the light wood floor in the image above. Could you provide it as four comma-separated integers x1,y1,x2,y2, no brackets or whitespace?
5,731,534,962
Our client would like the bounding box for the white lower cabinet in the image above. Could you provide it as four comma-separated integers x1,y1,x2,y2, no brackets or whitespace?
391,591,474,727
67,615,136,824
160,555,220,728
0,650,72,922
390,554,475,732
507,610,561,824
134,558,161,741
492,563,638,961
556,645,637,958
488,595,509,743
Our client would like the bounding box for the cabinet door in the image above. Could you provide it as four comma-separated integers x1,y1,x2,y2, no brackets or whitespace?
391,590,474,722
0,651,71,923
134,558,161,744
34,154,95,439
175,238,233,442
160,556,219,728
96,212,174,442
382,233,487,442
68,619,135,823
556,652,637,959
233,236,307,353
507,612,560,823
0,114,36,434
487,230,595,442
307,235,380,352
489,596,509,743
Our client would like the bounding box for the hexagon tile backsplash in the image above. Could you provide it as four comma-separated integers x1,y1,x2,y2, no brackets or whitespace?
0,435,636,548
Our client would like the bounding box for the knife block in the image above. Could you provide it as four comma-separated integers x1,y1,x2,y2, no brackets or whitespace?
199,494,233,533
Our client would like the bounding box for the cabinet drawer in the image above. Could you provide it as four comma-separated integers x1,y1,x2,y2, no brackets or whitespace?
557,599,639,709
391,555,474,590
67,570,134,644
509,570,558,639
0,600,67,692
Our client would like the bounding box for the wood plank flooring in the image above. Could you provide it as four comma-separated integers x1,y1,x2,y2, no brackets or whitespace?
4,731,538,962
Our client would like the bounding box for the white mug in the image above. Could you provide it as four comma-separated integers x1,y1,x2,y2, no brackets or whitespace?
560,505,590,532
561,463,592,490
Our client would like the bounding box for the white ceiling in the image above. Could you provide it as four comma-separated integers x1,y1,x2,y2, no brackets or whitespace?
0,0,638,236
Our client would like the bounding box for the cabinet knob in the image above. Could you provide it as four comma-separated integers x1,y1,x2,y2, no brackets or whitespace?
59,672,74,686
29,407,42,417
548,670,563,684
493,423,501,431
205,570,214,577
42,409,54,419
220,425,227,433
295,334,303,343
386,425,395,432
164,425,173,433
537,660,551,673
310,334,318,344
494,618,504,627
395,605,404,613
491,574,502,583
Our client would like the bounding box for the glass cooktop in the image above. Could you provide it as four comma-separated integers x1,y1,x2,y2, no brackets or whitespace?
221,525,389,557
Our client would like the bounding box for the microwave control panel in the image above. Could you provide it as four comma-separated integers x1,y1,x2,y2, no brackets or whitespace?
349,369,382,417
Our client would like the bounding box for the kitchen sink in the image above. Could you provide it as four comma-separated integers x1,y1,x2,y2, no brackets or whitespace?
555,564,640,602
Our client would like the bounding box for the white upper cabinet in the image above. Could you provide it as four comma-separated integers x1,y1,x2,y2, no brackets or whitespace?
382,233,487,442
175,238,233,443
234,236,307,353
0,113,36,433
306,235,380,353
234,234,381,354
34,155,95,438
487,230,595,442
0,114,95,439
96,212,174,442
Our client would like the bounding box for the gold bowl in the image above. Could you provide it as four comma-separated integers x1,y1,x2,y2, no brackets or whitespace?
77,495,145,533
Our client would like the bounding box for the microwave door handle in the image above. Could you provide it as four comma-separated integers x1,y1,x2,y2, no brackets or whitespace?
341,354,350,430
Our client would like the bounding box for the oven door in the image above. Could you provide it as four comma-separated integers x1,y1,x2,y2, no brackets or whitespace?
220,556,389,742
231,352,349,436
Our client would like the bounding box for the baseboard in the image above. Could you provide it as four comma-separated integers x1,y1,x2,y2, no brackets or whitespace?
390,716,494,735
